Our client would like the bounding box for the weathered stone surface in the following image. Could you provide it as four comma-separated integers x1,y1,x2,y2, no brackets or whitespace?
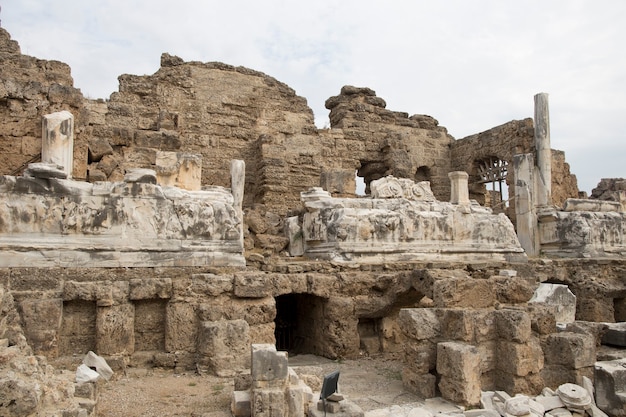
494,309,531,343
0,173,245,267
595,358,626,417
529,283,576,323
96,303,135,356
398,309,441,341
496,338,543,377
437,342,481,406
300,182,526,264
251,344,288,387
164,302,196,352
434,278,497,308
543,332,595,369
197,319,250,377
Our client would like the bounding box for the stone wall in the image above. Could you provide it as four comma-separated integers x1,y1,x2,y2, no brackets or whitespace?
0,28,87,179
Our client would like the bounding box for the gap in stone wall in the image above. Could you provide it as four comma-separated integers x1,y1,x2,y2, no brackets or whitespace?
133,299,167,352
59,300,97,356
614,298,626,322
358,317,382,354
274,293,327,356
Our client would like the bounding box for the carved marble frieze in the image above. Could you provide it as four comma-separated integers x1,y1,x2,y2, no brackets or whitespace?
538,207,626,258
296,179,526,263
0,165,245,267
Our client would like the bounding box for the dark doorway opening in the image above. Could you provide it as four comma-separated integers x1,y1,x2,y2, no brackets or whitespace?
274,293,326,355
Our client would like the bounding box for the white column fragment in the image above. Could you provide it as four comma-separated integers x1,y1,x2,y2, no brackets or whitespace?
448,171,470,205
231,159,245,249
514,153,539,256
534,93,551,207
42,110,74,179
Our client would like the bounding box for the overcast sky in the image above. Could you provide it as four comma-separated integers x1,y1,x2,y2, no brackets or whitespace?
3,1,625,194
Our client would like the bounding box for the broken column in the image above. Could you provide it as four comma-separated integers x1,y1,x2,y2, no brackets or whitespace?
231,159,246,249
534,93,551,207
42,110,74,179
514,153,539,256
448,171,470,205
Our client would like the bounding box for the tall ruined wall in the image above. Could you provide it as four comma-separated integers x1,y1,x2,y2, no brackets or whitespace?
90,53,321,216
451,119,579,213
325,86,454,201
0,28,87,179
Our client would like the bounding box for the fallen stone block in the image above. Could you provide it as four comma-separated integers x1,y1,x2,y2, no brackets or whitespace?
601,322,626,347
595,359,626,417
231,390,251,417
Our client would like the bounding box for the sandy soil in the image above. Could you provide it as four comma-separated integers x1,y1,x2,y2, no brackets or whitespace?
95,353,424,417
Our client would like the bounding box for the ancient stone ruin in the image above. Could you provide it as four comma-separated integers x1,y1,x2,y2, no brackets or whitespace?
1,26,626,416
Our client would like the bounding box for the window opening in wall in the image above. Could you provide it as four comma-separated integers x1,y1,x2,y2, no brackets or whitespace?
358,161,389,195
134,299,167,352
614,298,626,322
60,300,97,356
355,170,366,196
415,166,431,183
476,156,509,212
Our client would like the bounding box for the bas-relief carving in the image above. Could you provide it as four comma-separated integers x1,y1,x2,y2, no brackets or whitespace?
0,168,245,267
299,178,525,263
538,208,626,258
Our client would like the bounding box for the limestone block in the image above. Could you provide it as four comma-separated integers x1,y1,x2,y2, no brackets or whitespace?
440,309,497,343
398,308,441,341
287,385,307,417
129,278,172,300
249,323,276,345
493,276,537,304
402,368,437,399
234,273,271,298
494,371,545,397
496,338,543,376
252,387,287,417
595,359,626,417
543,332,595,369
541,365,595,391
165,302,196,352
437,342,481,406
19,298,62,356
527,304,558,335
231,390,251,417
494,309,531,343
251,344,288,387
433,278,496,308
87,137,114,162
563,199,620,213
197,319,250,377
63,281,98,301
155,151,202,191
601,322,626,347
0,376,41,417
529,284,576,323
191,273,233,296
96,303,135,356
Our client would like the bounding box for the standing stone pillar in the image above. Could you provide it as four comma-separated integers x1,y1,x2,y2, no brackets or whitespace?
42,110,74,179
534,93,551,207
448,171,470,205
231,160,245,249
514,154,539,256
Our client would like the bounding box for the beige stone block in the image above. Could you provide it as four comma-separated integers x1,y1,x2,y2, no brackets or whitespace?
543,332,595,369
497,338,543,377
129,278,172,300
433,277,496,308
197,319,250,377
398,308,441,340
251,344,288,385
402,368,437,399
252,387,287,417
495,309,531,343
437,341,481,381
191,273,233,296
165,302,196,352
96,303,135,356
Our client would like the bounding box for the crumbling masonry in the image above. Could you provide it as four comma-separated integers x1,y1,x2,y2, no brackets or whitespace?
1,26,626,416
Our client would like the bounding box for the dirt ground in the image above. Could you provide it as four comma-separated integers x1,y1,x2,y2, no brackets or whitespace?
95,353,424,417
